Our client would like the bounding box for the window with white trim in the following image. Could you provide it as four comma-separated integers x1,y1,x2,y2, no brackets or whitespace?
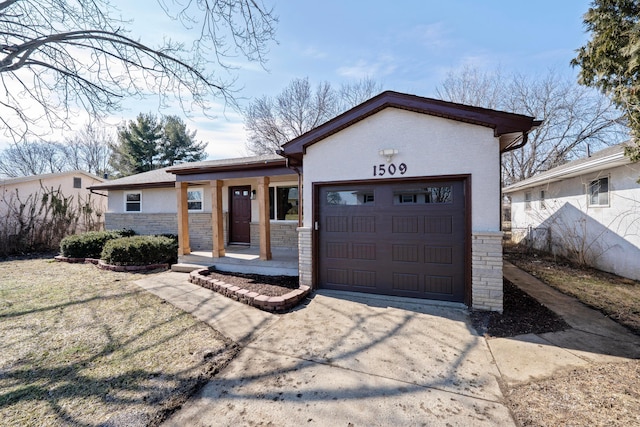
73,177,82,189
539,190,546,209
524,192,532,211
187,188,203,211
588,177,609,206
125,192,141,212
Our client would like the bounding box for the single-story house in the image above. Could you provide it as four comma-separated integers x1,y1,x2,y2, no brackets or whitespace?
1,170,107,231
504,142,640,281
90,91,540,311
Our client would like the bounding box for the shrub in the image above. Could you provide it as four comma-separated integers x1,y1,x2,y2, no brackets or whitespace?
101,235,178,266
60,229,136,259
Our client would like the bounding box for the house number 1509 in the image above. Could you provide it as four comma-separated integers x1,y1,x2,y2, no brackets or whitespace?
373,162,407,177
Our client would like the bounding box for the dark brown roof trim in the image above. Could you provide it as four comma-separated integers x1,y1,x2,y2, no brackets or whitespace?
88,181,175,191
282,91,541,157
167,157,286,175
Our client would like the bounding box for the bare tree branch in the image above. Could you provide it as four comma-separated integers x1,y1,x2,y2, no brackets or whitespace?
0,0,277,142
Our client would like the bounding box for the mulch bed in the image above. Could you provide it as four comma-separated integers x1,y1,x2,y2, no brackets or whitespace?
203,268,299,297
470,279,570,338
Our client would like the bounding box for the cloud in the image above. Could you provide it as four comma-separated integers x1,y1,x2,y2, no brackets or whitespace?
402,22,452,51
337,56,398,79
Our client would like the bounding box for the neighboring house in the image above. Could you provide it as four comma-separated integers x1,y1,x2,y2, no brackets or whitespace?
504,142,640,281
90,91,540,311
0,170,107,232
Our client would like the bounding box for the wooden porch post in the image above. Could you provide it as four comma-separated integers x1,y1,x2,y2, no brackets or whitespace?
257,176,272,260
176,181,190,256
211,180,225,258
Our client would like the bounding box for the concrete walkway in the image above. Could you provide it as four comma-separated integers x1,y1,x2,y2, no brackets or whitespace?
133,264,640,426
496,262,640,386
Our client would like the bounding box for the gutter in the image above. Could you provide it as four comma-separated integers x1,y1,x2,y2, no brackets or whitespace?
503,150,628,193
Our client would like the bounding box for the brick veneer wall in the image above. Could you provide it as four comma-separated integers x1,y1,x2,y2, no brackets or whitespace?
297,227,312,287
471,231,504,312
250,221,298,249
104,212,216,250
105,213,297,251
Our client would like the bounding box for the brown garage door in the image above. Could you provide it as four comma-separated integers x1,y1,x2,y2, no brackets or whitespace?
318,179,467,302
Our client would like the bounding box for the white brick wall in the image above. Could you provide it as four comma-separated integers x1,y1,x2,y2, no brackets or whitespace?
297,227,312,287
471,231,504,311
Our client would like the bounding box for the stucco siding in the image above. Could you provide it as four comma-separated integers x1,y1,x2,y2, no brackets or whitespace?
509,163,640,280
302,108,501,232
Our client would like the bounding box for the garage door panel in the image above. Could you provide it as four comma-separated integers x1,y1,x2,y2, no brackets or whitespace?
425,246,453,264
424,216,452,234
352,216,376,232
352,243,377,260
425,275,454,295
326,216,348,232
319,179,466,302
392,216,419,233
326,242,349,258
392,273,420,291
392,244,419,262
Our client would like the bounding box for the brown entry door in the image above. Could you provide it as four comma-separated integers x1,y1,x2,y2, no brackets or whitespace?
318,179,466,302
229,186,252,244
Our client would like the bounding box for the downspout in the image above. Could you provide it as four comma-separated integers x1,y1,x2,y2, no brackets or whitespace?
89,188,108,197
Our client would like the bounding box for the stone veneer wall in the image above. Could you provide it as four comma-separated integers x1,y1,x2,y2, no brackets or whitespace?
104,212,216,250
297,227,312,287
250,221,298,249
471,231,504,312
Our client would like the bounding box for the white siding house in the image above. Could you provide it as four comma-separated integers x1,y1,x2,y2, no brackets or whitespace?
504,143,640,281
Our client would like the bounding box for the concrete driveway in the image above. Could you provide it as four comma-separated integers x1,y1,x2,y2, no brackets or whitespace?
139,273,513,426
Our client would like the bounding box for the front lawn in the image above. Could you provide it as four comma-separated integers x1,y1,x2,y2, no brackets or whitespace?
0,257,238,426
505,248,640,336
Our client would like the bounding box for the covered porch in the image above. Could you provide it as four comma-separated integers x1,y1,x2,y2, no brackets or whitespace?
166,155,301,276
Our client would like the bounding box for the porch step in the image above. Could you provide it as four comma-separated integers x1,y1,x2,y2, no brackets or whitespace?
171,263,205,273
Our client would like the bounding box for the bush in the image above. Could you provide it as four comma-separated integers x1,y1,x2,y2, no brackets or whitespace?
60,229,136,259
101,235,178,266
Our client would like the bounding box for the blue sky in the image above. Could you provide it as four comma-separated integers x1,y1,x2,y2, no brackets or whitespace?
111,1,594,159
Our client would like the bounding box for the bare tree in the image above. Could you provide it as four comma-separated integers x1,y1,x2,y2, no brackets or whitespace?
436,67,627,185
244,77,382,154
0,140,67,177
64,122,114,177
0,0,277,142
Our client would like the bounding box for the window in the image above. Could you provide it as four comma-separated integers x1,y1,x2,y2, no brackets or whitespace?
524,192,532,211
393,186,453,205
125,192,141,212
325,189,374,206
269,186,299,220
187,188,203,211
73,177,82,189
588,177,609,206
539,190,546,209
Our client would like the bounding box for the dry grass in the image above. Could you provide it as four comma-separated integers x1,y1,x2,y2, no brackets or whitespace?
506,250,640,335
0,256,238,426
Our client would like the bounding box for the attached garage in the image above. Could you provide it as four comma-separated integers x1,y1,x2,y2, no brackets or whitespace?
282,91,540,311
317,178,467,302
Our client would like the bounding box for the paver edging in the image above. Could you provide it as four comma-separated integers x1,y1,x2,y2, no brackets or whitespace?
189,268,310,313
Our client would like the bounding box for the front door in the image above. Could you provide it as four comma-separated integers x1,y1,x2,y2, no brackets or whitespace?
229,186,252,244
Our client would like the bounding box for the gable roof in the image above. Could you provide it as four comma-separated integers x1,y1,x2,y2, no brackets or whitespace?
0,170,104,186
503,142,634,193
281,91,541,161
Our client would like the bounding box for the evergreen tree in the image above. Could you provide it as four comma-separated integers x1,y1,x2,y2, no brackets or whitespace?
110,113,163,176
110,113,208,176
572,0,640,161
160,116,208,166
